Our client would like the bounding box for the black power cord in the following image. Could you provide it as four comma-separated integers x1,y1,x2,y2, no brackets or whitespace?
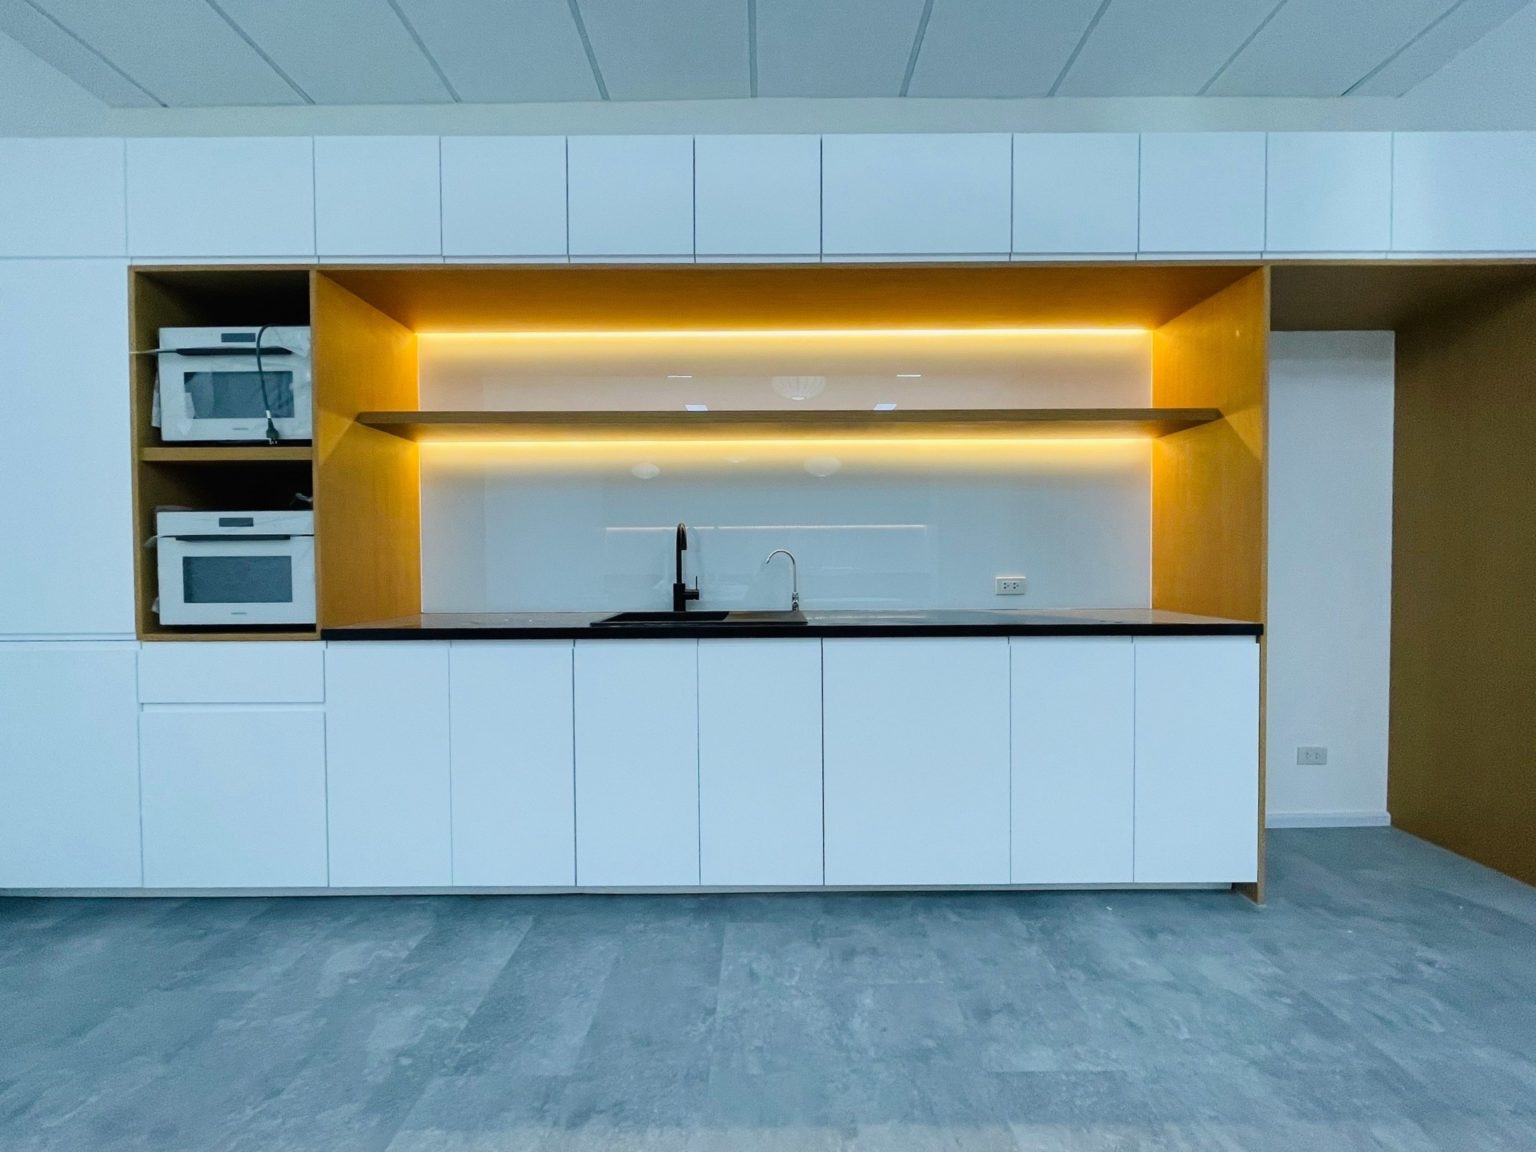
254,324,280,445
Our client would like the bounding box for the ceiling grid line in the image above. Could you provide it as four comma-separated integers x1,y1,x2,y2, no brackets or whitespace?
1048,0,1114,97
385,0,460,102
201,0,314,103
1198,0,1291,95
899,0,935,97
19,0,167,106
1342,0,1474,95
566,0,609,101
747,0,758,97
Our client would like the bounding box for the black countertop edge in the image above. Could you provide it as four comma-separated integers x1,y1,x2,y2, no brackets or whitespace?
324,621,1263,641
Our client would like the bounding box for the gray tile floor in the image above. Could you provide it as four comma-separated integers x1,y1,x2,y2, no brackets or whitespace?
2,829,1535,1151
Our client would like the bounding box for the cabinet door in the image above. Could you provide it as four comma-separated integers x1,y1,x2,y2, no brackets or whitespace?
699,639,822,886
138,641,324,703
126,137,315,259
1266,133,1391,255
1140,133,1266,255
822,638,1010,886
140,707,327,888
441,136,568,259
0,260,133,637
325,643,451,886
573,641,698,886
0,645,140,888
1134,637,1260,884
822,134,1012,257
1011,638,1133,884
567,136,694,259
450,641,575,886
695,135,821,259
0,138,125,257
315,136,443,258
1012,134,1139,256
1392,132,1536,254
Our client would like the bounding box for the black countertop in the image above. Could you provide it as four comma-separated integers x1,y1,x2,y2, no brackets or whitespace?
324,608,1262,641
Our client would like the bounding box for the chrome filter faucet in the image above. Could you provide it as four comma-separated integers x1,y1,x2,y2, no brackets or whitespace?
765,549,800,612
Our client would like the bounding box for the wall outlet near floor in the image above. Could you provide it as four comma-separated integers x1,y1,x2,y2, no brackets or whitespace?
994,576,1027,596
1297,745,1329,766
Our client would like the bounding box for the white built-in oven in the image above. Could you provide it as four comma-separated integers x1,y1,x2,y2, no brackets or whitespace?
156,326,312,442
156,510,315,626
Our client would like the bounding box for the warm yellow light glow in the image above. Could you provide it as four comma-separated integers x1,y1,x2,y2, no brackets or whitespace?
417,326,1149,340
418,436,1156,449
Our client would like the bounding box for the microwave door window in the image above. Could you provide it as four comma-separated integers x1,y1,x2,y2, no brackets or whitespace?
185,371,296,419
182,555,295,605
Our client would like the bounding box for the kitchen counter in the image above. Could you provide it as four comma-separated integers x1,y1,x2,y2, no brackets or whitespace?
323,608,1262,641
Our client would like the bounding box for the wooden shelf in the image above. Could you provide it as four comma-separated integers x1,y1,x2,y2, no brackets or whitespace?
140,628,319,643
355,408,1224,443
140,445,314,463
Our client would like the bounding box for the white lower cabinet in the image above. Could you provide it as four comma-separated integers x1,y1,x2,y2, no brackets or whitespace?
450,642,576,886
1134,637,1261,884
140,707,327,888
573,641,698,886
1010,637,1134,885
698,639,823,886
325,643,452,887
0,645,141,888
822,638,1010,886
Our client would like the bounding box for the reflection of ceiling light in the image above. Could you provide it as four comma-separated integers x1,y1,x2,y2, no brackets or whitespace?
667,374,693,379
772,375,827,401
897,373,922,379
631,462,661,479
873,402,898,411
685,404,709,412
803,455,842,478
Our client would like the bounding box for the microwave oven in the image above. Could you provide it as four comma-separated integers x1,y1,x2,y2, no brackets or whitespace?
156,326,313,442
156,510,315,627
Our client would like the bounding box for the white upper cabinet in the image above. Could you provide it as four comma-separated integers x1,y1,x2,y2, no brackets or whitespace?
314,136,443,259
126,137,315,260
1393,132,1536,254
1012,134,1139,257
694,135,821,259
440,136,568,260
0,260,133,637
1266,133,1391,255
0,139,125,258
0,645,141,888
822,134,1012,258
1139,133,1266,256
567,136,694,260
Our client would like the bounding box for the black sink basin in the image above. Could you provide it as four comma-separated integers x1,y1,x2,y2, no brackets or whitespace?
590,610,808,628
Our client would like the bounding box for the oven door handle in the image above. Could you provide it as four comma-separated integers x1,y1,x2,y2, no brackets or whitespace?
157,346,295,357
168,534,302,542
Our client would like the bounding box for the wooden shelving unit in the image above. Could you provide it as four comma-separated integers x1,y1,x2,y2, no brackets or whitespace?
355,407,1224,443
139,445,313,463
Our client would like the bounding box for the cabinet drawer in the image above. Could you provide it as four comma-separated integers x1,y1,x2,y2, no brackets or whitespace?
138,642,324,703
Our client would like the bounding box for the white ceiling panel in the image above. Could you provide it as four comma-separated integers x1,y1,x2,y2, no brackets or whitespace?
757,0,926,97
1209,0,1457,96
908,0,1100,98
578,0,748,100
0,0,158,105
214,0,450,104
1351,0,1531,96
30,0,301,105
395,0,599,104
1059,0,1276,96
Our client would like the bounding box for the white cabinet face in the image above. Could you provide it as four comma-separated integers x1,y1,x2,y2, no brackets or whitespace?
0,260,133,637
1012,134,1139,256
0,646,140,888
140,708,328,888
314,136,443,258
567,136,694,259
1393,132,1536,253
1133,637,1260,884
450,641,576,886
694,135,821,258
325,643,452,886
822,134,1012,257
698,639,823,886
1010,637,1134,884
822,638,1011,886
138,641,324,703
0,138,125,257
441,136,568,259
573,640,699,886
1139,133,1266,255
126,137,315,259
1266,133,1391,254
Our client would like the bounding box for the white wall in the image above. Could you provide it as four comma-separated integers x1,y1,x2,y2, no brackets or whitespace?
1266,332,1395,827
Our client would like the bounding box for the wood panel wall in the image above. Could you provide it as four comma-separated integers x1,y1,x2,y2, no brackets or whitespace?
312,273,422,628
1151,268,1270,900
1390,279,1536,887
